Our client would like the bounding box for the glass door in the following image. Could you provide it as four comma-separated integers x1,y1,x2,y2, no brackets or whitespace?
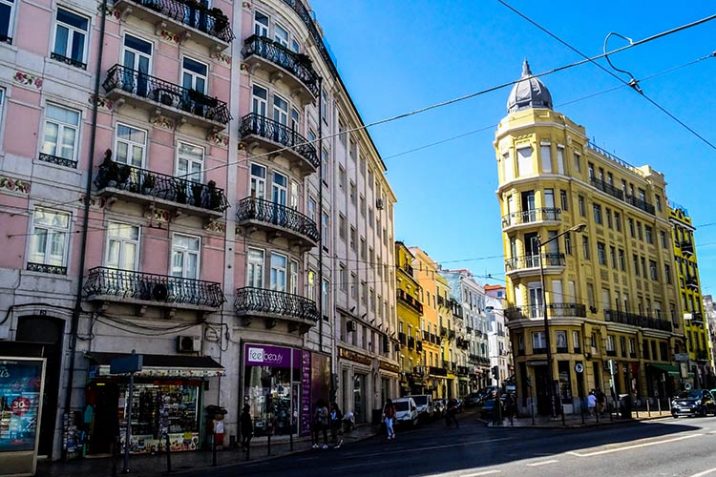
123,35,152,97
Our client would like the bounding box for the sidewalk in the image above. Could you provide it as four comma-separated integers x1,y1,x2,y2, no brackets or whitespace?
37,425,378,477
480,410,673,428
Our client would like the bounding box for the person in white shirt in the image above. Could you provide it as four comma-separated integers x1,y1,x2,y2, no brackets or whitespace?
587,391,598,416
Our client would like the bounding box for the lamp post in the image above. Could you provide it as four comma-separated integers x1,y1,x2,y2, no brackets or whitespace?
536,223,587,419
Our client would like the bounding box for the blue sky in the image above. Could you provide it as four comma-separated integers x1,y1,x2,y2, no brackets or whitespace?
311,0,716,294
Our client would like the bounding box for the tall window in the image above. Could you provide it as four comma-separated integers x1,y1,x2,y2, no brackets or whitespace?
247,248,264,287
573,151,581,173
597,242,606,265
171,234,200,279
272,172,287,205
182,57,208,94
540,143,551,172
273,93,288,125
578,195,586,216
290,260,298,295
105,222,140,270
115,123,146,167
123,35,152,91
270,252,287,291
582,236,590,260
53,8,89,68
28,208,70,272
517,147,533,176
250,163,266,198
0,0,16,43
274,22,289,47
177,142,204,183
253,11,268,36
252,84,268,116
42,103,81,165
556,146,565,174
593,203,602,225
532,331,546,351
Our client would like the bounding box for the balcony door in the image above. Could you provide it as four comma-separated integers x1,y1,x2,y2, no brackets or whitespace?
272,171,287,225
270,252,287,292
171,234,200,280
182,57,207,94
114,123,146,168
177,142,204,183
252,84,268,116
521,190,535,223
247,248,264,288
105,223,139,271
524,232,538,267
273,94,289,143
122,35,152,97
528,283,543,318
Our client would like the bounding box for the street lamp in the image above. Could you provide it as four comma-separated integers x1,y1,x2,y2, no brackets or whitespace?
536,223,587,419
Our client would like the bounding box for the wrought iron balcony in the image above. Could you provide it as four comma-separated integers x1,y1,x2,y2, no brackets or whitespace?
103,64,231,130
239,113,319,176
681,242,694,256
242,35,319,101
27,262,67,275
625,194,655,215
50,52,87,70
548,303,587,317
83,267,225,311
38,152,77,169
235,197,318,249
397,289,423,313
604,309,673,332
94,157,229,217
590,176,624,201
505,253,565,275
506,303,586,320
234,286,318,333
112,0,234,50
686,276,699,290
428,366,447,377
501,207,561,228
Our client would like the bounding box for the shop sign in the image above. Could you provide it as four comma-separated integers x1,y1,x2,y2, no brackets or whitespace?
300,351,311,437
245,344,300,369
378,360,400,374
0,358,44,454
337,347,372,366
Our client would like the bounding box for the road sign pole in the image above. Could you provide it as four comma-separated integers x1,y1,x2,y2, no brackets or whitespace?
122,372,134,474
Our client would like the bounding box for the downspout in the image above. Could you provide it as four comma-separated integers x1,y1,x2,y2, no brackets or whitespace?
62,0,107,460
317,76,324,353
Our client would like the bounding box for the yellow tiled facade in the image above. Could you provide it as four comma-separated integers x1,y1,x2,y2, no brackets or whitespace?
494,61,686,415
395,242,425,395
670,206,714,386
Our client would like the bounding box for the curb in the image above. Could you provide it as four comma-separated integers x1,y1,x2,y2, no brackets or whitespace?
478,414,672,429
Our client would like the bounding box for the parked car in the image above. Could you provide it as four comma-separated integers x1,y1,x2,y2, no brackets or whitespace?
464,393,482,408
671,389,716,417
409,395,435,421
480,398,499,419
393,397,419,427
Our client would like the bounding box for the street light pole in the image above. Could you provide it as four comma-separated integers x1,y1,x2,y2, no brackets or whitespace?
535,223,586,420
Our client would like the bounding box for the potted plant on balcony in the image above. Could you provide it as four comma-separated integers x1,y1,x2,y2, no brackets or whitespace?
211,8,228,34
175,180,189,204
191,182,205,207
142,173,156,194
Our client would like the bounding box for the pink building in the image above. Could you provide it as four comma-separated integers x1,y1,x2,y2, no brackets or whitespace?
0,0,398,461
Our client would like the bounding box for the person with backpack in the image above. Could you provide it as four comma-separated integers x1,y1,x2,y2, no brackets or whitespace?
383,399,396,440
329,402,343,448
311,399,329,449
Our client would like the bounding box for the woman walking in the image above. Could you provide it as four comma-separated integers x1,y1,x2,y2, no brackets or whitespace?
383,399,396,440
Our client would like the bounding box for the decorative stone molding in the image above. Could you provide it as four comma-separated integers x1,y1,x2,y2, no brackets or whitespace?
88,94,113,110
207,131,229,148
145,206,171,224
204,219,226,234
150,113,174,130
0,175,30,194
210,51,232,66
14,71,42,89
159,29,184,45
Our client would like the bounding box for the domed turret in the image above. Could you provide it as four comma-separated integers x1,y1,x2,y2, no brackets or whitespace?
506,59,553,113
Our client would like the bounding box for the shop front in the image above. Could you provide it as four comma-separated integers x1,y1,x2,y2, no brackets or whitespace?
242,343,329,438
84,352,223,456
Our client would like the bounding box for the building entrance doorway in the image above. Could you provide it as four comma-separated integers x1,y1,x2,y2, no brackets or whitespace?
533,364,551,415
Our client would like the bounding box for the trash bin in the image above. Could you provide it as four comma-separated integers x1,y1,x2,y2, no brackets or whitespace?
618,394,632,419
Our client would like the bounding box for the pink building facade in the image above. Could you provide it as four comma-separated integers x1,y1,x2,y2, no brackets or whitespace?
0,0,398,461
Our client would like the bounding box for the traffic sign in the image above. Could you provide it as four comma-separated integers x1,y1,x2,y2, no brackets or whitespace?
110,353,143,374
575,363,584,373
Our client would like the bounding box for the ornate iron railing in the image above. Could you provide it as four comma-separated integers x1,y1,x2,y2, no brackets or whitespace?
103,64,231,125
397,289,423,313
236,197,318,243
50,52,87,70
239,113,319,168
280,0,337,78
83,267,225,307
548,303,587,317
27,262,67,275
243,35,319,97
94,159,229,212
681,242,694,255
428,366,447,377
625,194,655,215
234,286,318,323
590,176,624,200
39,152,77,169
506,303,586,320
604,309,672,332
120,0,234,42
501,207,561,227
505,253,565,270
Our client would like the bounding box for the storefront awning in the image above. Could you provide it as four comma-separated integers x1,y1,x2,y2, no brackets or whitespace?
86,352,224,378
648,363,680,376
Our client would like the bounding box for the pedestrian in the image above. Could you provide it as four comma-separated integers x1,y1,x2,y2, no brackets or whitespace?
240,404,253,455
445,398,459,428
383,399,396,440
312,399,329,449
587,390,597,417
503,393,515,426
329,402,343,449
596,388,606,416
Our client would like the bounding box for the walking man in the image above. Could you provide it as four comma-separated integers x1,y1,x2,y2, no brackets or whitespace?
329,402,343,449
587,390,597,417
240,404,253,458
383,399,396,440
312,399,329,449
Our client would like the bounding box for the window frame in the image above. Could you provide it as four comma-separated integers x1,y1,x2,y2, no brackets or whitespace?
27,207,71,272
170,233,201,280
52,7,90,69
0,0,17,44
114,122,147,168
41,102,82,167
104,222,141,271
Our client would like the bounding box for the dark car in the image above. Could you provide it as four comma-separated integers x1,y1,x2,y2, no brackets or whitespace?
671,389,716,417
464,393,482,408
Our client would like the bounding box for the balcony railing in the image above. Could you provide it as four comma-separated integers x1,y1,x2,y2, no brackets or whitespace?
686,276,699,290
116,0,234,44
501,208,561,227
94,158,229,213
398,332,406,345
605,309,673,332
408,336,415,349
103,64,231,125
27,262,67,275
38,152,77,169
507,303,587,320
505,253,565,271
83,267,225,308
681,242,694,255
428,366,447,377
236,197,319,245
234,286,318,327
239,113,319,171
397,289,423,313
625,194,655,215
243,35,319,98
548,303,587,317
590,176,624,201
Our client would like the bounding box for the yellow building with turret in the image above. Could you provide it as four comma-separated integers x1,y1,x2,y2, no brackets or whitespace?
395,242,425,395
670,205,714,386
495,60,685,415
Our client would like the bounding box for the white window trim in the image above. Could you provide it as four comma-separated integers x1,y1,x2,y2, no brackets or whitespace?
175,141,205,183
104,222,141,271
114,121,147,168
27,207,71,269
170,233,201,279
42,102,82,164
122,33,154,71
52,7,90,67
181,55,209,94
253,9,269,37
247,247,265,288
0,0,17,44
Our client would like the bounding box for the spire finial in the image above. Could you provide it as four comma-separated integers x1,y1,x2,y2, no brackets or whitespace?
522,58,532,77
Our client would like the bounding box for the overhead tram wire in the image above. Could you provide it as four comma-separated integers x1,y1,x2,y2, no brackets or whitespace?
497,0,716,150
191,13,716,180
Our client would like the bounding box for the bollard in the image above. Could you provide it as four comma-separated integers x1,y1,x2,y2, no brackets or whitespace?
212,433,217,467
165,433,171,473
647,399,651,417
581,399,585,425
289,429,293,452
267,431,272,456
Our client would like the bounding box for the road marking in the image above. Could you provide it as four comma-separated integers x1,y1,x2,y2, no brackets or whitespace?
689,468,716,477
461,471,502,476
568,433,703,457
526,459,559,467
343,437,513,458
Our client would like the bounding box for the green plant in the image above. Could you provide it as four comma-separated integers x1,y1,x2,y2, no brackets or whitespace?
143,173,156,191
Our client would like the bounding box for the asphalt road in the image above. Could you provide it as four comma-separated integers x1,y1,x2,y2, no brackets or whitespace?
186,413,716,477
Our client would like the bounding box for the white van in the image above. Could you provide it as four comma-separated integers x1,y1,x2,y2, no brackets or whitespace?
409,395,435,420
393,397,419,427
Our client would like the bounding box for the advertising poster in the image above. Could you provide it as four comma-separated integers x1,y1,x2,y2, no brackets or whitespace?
0,359,44,453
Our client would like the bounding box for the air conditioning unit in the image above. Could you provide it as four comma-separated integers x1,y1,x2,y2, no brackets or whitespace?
346,320,357,332
376,198,384,210
177,335,200,353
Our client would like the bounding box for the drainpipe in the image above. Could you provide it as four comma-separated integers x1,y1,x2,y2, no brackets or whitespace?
317,77,324,353
62,0,107,460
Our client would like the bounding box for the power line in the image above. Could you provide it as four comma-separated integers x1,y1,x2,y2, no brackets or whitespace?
497,0,716,150
196,13,716,179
